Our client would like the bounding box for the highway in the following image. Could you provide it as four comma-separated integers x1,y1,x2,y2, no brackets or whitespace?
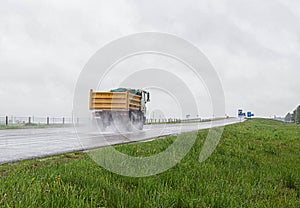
0,118,243,164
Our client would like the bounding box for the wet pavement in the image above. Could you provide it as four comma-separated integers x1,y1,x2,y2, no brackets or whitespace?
0,118,243,164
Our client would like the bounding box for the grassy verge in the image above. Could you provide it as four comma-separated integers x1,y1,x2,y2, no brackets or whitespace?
0,124,72,130
0,119,299,207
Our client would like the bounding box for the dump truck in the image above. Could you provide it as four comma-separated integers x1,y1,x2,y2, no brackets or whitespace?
89,88,150,131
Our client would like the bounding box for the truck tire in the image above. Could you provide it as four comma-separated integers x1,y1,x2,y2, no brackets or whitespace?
136,121,143,130
96,118,106,131
130,111,144,130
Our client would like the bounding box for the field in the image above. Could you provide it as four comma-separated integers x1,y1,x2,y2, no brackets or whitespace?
0,119,299,207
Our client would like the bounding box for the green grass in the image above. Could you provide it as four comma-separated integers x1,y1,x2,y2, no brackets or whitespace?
0,124,71,130
0,119,299,207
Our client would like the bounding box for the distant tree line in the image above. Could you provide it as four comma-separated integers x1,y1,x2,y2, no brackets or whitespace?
285,105,300,124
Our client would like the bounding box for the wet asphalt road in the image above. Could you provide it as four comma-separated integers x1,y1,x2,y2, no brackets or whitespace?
0,118,243,164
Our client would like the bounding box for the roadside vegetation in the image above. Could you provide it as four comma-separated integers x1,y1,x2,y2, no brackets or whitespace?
0,119,299,207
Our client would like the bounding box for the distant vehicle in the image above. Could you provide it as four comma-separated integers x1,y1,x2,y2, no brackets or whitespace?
89,88,150,131
238,109,254,118
238,109,246,117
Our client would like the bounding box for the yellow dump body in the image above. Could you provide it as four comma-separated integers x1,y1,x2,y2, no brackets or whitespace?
89,89,142,111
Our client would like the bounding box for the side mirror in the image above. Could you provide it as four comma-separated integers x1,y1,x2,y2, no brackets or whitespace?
147,92,150,102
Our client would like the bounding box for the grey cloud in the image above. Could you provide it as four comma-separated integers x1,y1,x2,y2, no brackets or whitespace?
0,0,299,118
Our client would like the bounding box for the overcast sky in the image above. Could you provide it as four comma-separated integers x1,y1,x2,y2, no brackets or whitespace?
0,0,300,118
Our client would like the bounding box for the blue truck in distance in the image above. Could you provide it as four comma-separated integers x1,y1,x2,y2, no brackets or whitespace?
238,109,254,118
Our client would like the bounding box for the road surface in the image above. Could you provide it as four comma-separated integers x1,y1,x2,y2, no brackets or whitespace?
0,118,243,164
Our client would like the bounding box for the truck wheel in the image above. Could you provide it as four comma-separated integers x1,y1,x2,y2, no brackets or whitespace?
136,121,143,130
96,118,106,131
132,118,144,130
131,112,144,130
126,122,133,131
